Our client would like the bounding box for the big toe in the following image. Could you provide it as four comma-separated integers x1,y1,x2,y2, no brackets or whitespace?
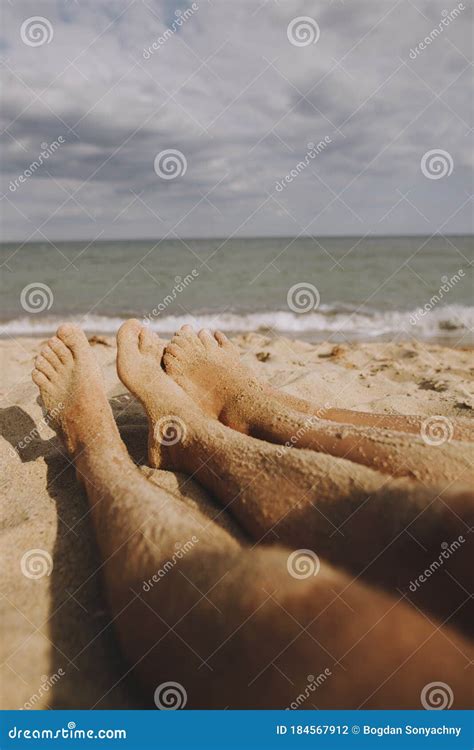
57,324,90,356
117,319,141,355
139,325,165,358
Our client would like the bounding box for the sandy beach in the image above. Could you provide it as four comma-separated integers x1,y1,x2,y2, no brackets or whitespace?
1,332,473,709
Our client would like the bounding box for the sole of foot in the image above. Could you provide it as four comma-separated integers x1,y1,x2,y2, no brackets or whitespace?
31,324,115,455
116,319,202,469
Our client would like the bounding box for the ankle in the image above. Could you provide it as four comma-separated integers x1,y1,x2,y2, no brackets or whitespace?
73,420,126,463
170,414,225,471
219,378,268,434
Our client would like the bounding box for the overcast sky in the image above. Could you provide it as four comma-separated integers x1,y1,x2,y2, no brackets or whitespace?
1,0,472,241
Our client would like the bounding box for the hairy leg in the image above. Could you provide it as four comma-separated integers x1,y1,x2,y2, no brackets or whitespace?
118,322,473,632
31,324,473,709
161,327,473,486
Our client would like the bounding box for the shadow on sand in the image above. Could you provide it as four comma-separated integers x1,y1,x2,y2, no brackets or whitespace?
0,399,148,709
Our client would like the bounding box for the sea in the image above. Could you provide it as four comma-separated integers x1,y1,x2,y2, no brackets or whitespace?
1,235,473,344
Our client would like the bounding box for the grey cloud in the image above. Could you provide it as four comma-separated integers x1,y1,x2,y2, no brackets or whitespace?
1,0,472,240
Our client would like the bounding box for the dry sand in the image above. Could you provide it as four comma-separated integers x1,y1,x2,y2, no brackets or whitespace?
1,333,473,709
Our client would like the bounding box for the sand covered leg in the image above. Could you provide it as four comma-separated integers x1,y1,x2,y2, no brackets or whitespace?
117,324,473,631
268,390,474,441
165,327,474,441
161,327,473,486
48,321,471,709
30,325,474,709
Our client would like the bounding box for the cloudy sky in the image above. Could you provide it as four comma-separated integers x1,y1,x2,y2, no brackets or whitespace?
1,0,472,241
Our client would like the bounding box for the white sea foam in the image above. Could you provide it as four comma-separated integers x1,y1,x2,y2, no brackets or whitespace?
1,305,472,340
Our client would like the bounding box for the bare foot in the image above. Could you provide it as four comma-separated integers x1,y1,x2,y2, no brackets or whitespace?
116,320,203,468
162,326,266,433
31,324,118,455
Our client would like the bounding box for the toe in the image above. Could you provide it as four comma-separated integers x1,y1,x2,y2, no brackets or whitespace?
117,319,141,353
163,350,182,375
32,369,50,388
34,355,56,381
57,324,89,357
165,343,182,358
172,327,194,347
47,336,72,364
214,330,231,348
198,329,217,349
138,325,164,357
40,343,62,369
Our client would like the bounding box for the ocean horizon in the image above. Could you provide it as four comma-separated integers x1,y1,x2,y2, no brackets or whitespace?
1,235,472,343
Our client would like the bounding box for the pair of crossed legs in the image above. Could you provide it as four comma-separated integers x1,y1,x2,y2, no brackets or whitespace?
32,321,473,709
